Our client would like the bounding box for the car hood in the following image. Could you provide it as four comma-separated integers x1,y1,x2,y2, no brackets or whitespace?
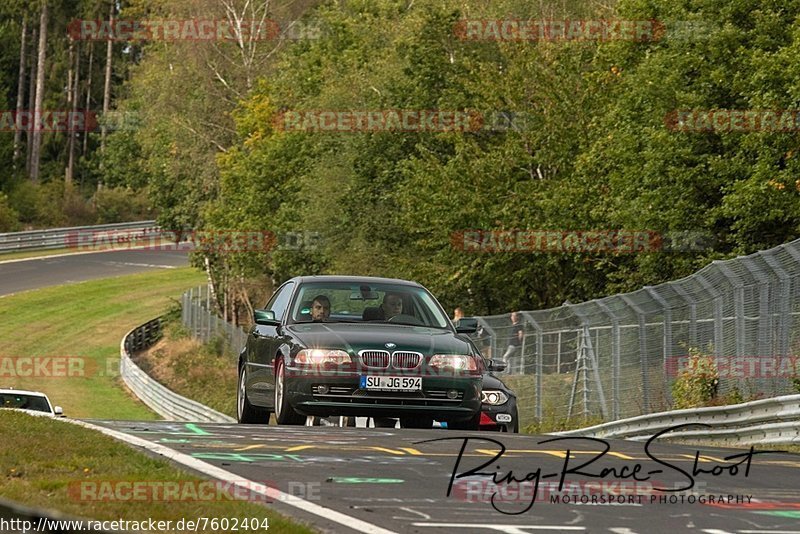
286,323,473,356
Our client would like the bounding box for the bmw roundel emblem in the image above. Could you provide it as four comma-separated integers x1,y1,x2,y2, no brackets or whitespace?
385,342,396,349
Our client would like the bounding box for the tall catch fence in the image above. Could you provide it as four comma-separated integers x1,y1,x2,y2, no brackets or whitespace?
181,285,248,352
475,239,800,425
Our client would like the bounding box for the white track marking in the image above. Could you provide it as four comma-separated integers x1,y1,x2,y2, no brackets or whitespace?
64,419,398,534
0,245,162,265
107,261,177,269
412,524,585,533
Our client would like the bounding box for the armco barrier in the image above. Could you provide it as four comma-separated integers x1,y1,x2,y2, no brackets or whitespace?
554,394,800,445
119,318,235,423
0,220,158,254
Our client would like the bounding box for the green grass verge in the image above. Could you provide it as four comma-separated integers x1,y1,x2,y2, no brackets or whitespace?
501,374,604,433
0,411,313,533
0,267,205,419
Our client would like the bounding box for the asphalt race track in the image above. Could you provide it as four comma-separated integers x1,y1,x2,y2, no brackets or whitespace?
89,420,800,534
0,249,190,297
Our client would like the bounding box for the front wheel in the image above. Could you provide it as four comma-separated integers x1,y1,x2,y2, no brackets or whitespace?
237,364,269,424
274,358,304,425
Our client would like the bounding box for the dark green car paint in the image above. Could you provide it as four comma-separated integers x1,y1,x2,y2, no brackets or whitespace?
239,275,483,424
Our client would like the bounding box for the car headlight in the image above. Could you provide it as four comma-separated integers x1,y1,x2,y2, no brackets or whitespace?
295,349,351,366
429,354,478,371
481,390,509,405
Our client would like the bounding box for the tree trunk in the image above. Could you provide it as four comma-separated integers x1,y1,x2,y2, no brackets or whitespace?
82,40,93,157
30,1,48,183
100,2,114,156
66,39,79,185
13,17,27,169
26,25,37,174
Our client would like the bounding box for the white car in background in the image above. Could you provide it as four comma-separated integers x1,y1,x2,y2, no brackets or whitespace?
0,389,63,417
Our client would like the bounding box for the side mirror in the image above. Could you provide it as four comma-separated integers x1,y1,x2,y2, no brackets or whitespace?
254,309,280,326
455,317,478,334
54,406,64,416
487,359,506,372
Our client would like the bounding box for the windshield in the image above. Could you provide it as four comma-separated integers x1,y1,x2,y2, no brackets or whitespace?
0,393,51,413
288,281,451,329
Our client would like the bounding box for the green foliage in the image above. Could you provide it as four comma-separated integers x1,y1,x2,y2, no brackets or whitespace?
55,0,800,316
671,347,720,409
2,179,154,228
0,192,19,232
94,186,154,223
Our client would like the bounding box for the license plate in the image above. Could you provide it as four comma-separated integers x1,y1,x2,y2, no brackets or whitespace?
360,375,422,391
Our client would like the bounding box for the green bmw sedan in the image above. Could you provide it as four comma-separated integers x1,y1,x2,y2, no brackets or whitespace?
237,276,483,429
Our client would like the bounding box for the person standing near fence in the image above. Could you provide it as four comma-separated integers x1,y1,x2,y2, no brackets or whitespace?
501,311,524,372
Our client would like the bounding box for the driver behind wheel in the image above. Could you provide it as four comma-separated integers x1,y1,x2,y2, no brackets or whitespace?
380,292,403,320
310,295,331,321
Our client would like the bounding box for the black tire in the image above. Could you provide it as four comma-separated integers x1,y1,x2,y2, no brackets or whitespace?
400,416,433,429
274,358,305,425
448,410,481,431
237,364,269,424
510,406,519,433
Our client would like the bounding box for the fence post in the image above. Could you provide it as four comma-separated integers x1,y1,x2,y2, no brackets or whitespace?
521,312,544,421
556,331,562,374
621,295,650,413
596,300,620,420
740,256,772,358
671,283,697,347
715,261,746,359
187,287,194,336
763,252,792,357
696,274,724,358
644,286,672,406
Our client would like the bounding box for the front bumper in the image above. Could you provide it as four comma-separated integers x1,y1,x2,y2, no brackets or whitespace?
285,367,481,422
480,405,516,431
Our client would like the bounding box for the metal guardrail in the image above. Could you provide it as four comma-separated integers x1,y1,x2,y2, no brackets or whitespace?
554,394,800,445
119,318,235,423
0,220,158,254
